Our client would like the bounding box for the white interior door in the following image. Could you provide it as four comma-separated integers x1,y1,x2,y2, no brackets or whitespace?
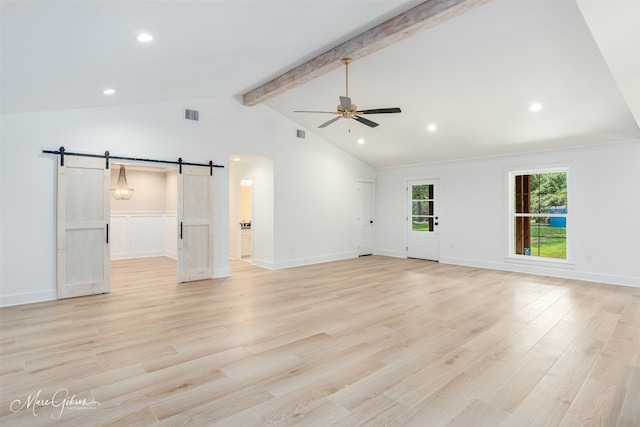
357,181,374,256
177,165,214,282
57,156,110,299
407,179,439,261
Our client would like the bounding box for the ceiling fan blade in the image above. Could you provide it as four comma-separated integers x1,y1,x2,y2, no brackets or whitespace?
356,107,402,114
294,110,339,114
339,96,352,110
318,116,342,128
353,115,379,128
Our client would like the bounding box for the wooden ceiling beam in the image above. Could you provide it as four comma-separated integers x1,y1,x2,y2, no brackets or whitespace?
242,0,489,106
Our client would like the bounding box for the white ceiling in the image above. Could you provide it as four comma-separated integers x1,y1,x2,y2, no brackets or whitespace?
2,0,639,168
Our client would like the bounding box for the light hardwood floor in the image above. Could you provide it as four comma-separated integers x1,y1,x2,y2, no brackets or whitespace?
1,256,639,426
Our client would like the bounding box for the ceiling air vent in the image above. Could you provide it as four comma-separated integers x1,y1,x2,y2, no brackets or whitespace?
296,129,305,139
185,109,199,121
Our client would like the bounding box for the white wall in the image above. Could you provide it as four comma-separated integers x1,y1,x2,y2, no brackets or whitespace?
0,96,375,306
376,140,640,287
165,170,177,212
110,167,168,213
272,128,375,268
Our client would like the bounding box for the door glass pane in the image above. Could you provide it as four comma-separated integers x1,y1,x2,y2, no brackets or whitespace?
412,217,432,231
412,184,432,200
412,201,431,215
412,184,434,233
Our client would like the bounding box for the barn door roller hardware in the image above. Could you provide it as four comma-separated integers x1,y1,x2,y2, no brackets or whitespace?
43,146,224,175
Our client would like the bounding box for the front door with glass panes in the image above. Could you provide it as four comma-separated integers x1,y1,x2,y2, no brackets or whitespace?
407,179,439,261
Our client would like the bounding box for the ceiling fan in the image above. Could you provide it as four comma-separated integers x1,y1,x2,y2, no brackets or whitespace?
294,57,401,128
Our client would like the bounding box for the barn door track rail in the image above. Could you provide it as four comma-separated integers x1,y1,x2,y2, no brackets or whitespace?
43,146,224,175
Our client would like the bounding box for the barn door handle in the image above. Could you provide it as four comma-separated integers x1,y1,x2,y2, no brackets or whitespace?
180,222,183,239
106,224,109,244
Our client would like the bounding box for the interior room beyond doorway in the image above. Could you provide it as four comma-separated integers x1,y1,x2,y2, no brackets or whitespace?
229,154,274,270
239,179,253,261
109,164,178,284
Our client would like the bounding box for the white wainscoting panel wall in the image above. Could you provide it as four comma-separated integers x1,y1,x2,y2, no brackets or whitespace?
110,212,177,260
165,213,177,259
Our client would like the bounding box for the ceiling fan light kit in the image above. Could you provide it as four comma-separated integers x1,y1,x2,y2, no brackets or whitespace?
295,57,401,129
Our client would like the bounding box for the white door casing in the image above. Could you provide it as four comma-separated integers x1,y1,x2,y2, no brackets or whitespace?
357,181,374,256
57,156,111,299
177,165,214,282
407,179,439,261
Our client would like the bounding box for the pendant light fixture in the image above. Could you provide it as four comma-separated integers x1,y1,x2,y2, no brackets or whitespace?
111,165,134,200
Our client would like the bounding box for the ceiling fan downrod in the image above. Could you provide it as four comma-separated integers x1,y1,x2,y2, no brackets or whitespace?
342,57,351,98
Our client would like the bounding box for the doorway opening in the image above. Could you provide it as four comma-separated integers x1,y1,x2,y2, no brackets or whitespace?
229,154,274,272
239,179,253,262
109,163,178,289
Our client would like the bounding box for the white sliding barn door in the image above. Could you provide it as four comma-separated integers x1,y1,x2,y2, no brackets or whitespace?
57,156,111,299
177,165,214,282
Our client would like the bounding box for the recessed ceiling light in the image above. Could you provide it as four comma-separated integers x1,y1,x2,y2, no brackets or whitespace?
103,88,115,95
233,158,241,162
529,103,543,112
357,138,365,145
427,123,437,132
136,33,153,43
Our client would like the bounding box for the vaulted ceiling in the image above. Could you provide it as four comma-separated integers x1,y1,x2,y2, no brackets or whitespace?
2,1,638,167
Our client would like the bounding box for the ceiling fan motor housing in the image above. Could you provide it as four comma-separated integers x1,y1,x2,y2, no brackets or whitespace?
338,103,358,117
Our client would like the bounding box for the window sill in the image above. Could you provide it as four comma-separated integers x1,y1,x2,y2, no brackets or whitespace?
505,255,575,270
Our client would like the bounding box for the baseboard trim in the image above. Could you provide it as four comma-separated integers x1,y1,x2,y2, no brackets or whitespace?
111,252,176,261
272,251,358,270
374,249,406,259
250,258,276,270
439,256,640,288
0,290,57,307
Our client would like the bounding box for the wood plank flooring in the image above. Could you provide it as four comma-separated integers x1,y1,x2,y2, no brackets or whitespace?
1,256,639,426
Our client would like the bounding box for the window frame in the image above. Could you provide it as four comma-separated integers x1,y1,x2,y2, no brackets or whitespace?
505,166,575,268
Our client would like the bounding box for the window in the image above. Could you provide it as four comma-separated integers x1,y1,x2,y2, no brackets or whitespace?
510,169,568,260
